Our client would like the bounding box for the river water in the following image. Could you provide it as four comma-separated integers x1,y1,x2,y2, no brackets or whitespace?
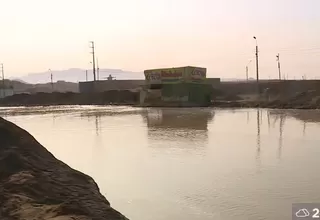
1,106,320,220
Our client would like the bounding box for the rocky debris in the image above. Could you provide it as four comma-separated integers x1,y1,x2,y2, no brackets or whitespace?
0,117,128,220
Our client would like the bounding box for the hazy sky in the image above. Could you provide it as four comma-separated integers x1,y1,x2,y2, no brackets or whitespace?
0,0,319,79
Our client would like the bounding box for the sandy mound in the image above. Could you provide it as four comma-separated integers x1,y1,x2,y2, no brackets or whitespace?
0,117,128,220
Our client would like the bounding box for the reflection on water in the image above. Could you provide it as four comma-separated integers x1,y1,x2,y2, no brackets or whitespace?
278,113,285,160
268,109,320,140
1,106,320,220
141,108,214,147
256,110,261,171
142,108,214,130
95,115,101,136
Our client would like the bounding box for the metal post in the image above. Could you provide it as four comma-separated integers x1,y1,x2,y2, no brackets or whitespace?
86,70,88,81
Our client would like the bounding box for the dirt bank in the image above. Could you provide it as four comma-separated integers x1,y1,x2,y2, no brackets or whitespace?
212,90,320,109
1,87,320,109
0,117,128,220
0,91,139,106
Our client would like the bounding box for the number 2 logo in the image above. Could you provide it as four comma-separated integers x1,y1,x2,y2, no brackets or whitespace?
313,208,320,218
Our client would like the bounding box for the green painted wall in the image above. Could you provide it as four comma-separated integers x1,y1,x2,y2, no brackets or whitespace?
161,83,212,105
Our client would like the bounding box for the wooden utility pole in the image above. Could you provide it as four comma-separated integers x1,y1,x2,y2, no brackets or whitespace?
90,41,96,81
246,60,252,82
51,73,53,91
49,69,53,91
96,58,100,81
246,66,249,81
1,64,5,97
276,53,281,80
256,44,259,83
253,36,260,93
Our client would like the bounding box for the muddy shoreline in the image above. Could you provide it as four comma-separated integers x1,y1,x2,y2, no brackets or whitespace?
1,101,318,110
211,101,320,110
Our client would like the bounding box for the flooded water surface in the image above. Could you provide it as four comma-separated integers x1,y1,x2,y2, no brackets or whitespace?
1,106,320,220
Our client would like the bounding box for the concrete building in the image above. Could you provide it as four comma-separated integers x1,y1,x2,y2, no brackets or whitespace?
140,66,220,106
205,78,221,88
0,88,14,99
79,80,145,93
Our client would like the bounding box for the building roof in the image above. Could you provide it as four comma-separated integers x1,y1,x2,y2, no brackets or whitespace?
144,66,206,72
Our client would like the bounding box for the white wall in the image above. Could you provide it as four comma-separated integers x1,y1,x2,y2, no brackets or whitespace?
0,89,14,99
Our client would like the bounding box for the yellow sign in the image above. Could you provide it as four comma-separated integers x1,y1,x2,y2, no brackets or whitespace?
144,66,206,84
161,67,184,83
144,71,161,84
188,67,206,81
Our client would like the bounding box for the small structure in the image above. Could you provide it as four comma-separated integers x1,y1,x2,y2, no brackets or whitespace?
0,86,14,99
141,66,219,106
79,80,145,93
107,74,115,81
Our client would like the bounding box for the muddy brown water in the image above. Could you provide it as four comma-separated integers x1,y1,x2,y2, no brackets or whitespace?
1,106,320,220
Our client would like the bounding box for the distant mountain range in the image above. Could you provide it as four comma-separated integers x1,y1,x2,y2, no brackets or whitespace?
11,68,257,84
2,79,79,93
12,68,144,84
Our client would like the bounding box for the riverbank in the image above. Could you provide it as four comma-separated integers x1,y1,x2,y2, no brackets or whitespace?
212,101,320,110
1,89,320,110
0,117,128,219
212,89,320,109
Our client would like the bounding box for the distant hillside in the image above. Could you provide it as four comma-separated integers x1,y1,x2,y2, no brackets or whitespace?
13,68,257,84
13,68,144,84
2,79,78,93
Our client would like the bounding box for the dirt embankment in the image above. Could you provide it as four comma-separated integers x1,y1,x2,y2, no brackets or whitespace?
0,91,139,106
213,80,320,109
212,90,320,109
0,117,128,220
2,82,320,109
